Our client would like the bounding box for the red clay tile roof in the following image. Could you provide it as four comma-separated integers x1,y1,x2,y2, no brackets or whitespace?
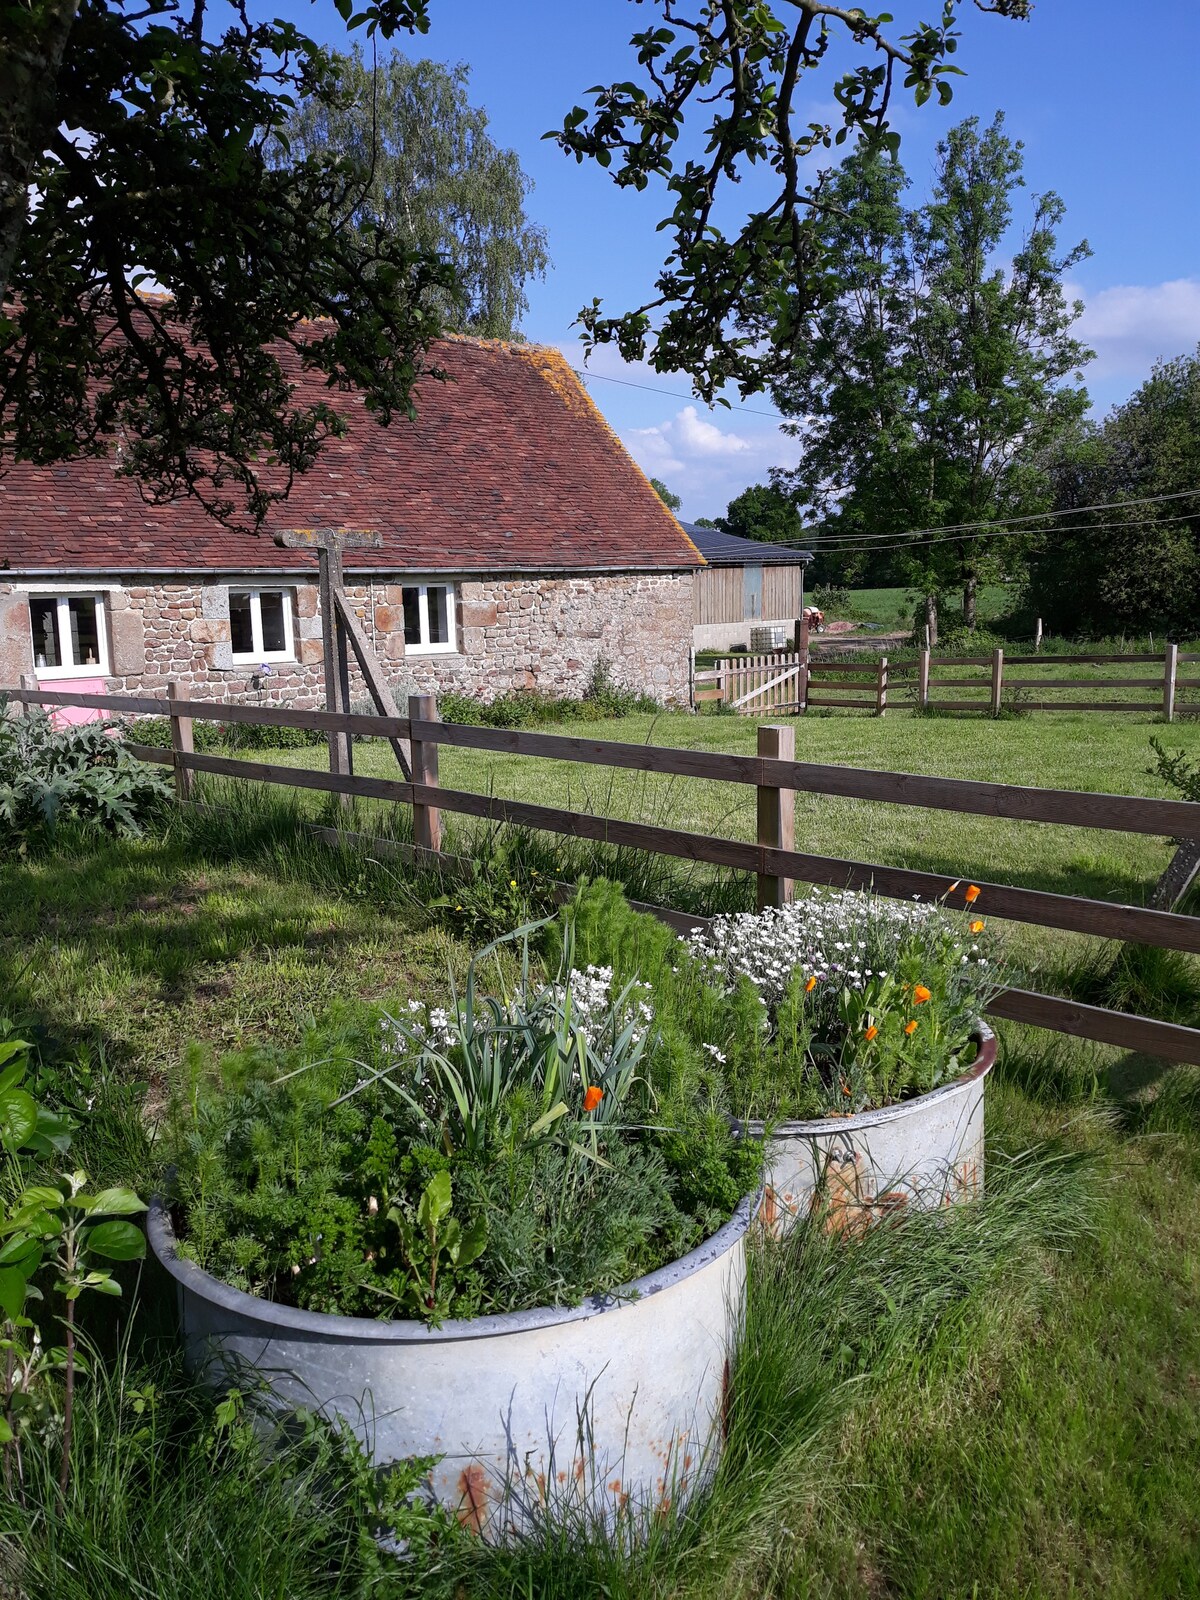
0,338,702,576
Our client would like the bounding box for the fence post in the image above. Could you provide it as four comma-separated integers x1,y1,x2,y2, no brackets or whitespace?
167,682,194,802
409,692,442,856
18,672,36,718
756,722,794,911
918,649,931,711
1034,617,1043,653
876,656,888,716
1163,643,1178,724
990,648,1005,718
795,609,810,713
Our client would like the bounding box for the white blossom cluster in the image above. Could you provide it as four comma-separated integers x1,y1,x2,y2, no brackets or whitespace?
379,966,656,1063
685,888,970,1006
555,964,655,1043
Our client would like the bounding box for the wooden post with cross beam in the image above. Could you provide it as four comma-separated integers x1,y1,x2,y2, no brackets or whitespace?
274,528,412,785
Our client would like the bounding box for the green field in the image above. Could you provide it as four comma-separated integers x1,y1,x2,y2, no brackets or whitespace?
816,584,1012,632
3,707,1200,1598
257,707,1200,973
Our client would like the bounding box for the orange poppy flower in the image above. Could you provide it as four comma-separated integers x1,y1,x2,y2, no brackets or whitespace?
913,984,932,1004
804,975,818,993
583,1086,604,1112
970,918,985,934
904,1020,918,1036
864,1024,878,1041
965,884,981,904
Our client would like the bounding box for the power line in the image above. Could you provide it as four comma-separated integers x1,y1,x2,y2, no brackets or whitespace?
803,509,1200,557
778,488,1200,548
570,367,788,422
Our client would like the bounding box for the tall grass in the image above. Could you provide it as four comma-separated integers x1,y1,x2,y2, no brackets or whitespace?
2,1129,1092,1600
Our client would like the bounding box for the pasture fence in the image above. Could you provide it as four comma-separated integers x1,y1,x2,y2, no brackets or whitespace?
693,644,1198,719
8,682,1200,1067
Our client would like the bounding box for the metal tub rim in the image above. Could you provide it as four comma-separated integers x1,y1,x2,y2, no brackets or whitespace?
148,1188,759,1346
733,1022,996,1141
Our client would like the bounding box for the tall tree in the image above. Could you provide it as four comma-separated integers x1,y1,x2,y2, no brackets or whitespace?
770,114,1091,630
0,0,1031,518
280,50,547,340
718,482,806,546
650,477,682,512
1028,350,1200,635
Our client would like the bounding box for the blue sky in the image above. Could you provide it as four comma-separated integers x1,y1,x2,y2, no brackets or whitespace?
294,1,1200,519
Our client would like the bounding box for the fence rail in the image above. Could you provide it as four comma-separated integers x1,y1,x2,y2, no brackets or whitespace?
9,683,1200,1065
691,644,1194,720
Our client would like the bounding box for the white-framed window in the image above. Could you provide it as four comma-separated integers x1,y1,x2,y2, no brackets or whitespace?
402,583,456,654
29,594,109,678
228,588,295,662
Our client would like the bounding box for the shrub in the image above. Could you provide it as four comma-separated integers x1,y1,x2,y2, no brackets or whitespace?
0,703,172,843
163,923,758,1324
126,715,322,752
439,658,659,729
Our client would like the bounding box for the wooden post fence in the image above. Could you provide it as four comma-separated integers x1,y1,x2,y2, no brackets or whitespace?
409,693,442,856
167,683,194,802
875,657,889,716
1164,643,1178,723
756,722,795,910
9,680,1200,1060
918,649,931,711
990,648,1005,718
795,610,810,713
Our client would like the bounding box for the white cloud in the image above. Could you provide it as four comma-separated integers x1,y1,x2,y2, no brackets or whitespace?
1075,278,1200,383
622,405,803,517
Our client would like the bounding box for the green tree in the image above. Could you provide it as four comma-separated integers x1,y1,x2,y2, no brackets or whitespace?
650,477,682,512
1,0,1032,516
1028,350,1200,635
718,483,806,546
280,49,547,340
770,114,1091,633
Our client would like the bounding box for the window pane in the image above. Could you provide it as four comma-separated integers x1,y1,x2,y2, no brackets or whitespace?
402,588,422,646
427,586,450,645
31,598,62,668
259,591,287,653
229,592,254,655
68,597,101,668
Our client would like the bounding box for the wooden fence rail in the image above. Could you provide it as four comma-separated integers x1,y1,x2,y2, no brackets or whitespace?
9,683,1200,1064
694,645,1193,721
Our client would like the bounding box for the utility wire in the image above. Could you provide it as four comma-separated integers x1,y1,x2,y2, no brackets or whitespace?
766,487,1200,549
798,510,1200,558
570,367,788,421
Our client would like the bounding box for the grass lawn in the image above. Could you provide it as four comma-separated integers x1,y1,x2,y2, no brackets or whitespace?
817,584,1011,632
2,801,1199,1597
5,704,1200,1598
252,707,1200,996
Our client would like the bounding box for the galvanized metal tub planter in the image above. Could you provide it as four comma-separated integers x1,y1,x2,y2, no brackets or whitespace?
148,1191,755,1541
749,1026,997,1237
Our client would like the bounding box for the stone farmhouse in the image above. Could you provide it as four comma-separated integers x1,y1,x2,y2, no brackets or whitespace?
0,339,702,710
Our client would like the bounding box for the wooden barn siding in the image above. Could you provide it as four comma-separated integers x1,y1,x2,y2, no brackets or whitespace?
694,565,802,625
763,566,802,621
694,564,744,624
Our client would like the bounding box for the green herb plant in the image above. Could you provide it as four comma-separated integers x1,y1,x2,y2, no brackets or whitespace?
0,1027,147,1496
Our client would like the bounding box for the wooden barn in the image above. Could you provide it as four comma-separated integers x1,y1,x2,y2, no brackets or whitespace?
684,524,813,652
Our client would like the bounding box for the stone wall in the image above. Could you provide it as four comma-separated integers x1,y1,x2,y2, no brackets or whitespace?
0,572,694,710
